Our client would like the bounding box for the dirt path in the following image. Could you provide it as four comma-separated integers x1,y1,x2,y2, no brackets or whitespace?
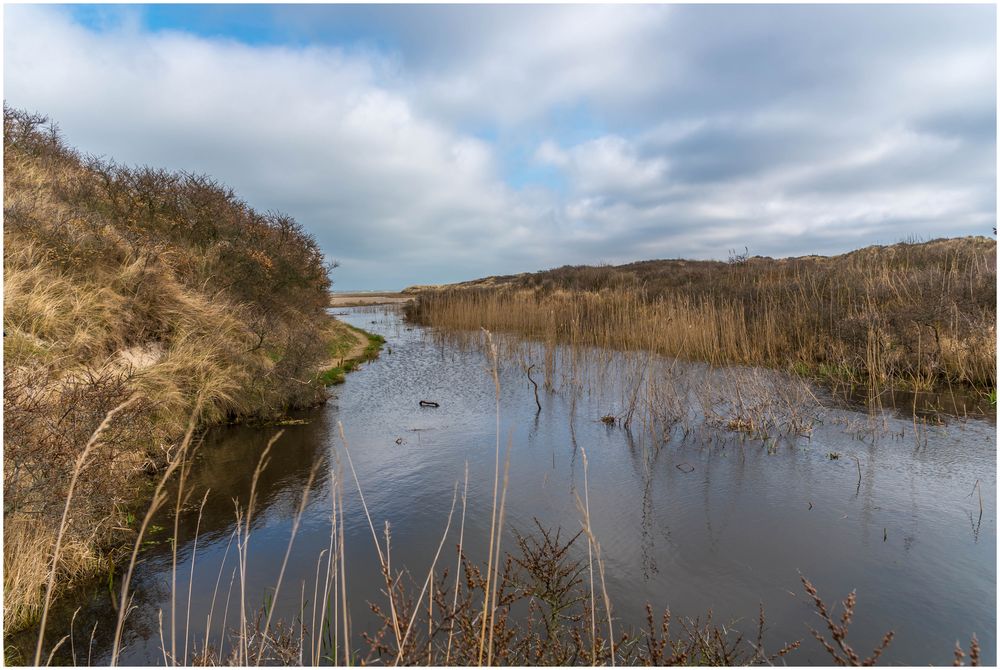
316,321,370,373
340,324,369,361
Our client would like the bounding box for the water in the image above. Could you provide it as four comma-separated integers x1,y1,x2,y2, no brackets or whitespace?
26,306,996,665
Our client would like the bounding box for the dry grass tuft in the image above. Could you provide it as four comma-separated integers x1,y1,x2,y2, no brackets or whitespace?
3,106,336,637
2,517,95,635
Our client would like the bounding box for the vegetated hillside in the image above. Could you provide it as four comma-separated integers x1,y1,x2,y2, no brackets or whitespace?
407,237,997,390
3,107,336,633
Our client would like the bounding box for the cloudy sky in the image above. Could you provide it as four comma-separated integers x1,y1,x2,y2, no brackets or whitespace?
5,4,996,289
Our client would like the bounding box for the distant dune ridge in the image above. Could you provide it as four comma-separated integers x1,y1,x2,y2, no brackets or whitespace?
329,292,410,307
406,236,997,391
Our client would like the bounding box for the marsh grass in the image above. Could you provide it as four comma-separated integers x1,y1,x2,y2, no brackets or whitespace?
32,330,984,667
407,237,996,392
425,326,853,451
421,317,995,470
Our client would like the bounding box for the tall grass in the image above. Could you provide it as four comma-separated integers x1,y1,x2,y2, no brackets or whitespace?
33,396,139,665
407,237,996,391
4,106,337,637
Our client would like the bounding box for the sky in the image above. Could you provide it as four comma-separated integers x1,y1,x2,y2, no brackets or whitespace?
4,4,996,290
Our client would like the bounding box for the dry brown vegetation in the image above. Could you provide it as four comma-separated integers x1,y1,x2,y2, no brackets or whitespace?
20,397,816,668
406,237,996,392
20,328,985,667
3,107,337,636
426,327,899,451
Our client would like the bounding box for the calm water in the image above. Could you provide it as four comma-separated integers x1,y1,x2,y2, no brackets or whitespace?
27,306,996,665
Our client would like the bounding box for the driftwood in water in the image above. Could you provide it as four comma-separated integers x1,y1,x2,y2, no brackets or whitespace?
525,364,542,412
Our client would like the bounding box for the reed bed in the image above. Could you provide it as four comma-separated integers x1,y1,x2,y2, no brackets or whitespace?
407,237,996,392
424,326,871,450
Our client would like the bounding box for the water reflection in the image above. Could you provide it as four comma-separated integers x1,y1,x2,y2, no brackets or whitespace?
28,305,996,666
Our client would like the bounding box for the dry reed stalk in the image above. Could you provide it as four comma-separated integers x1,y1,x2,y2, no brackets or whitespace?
337,473,351,665
445,461,470,665
158,609,169,666
314,456,343,665
393,482,459,664
337,420,402,650
69,606,80,666
253,460,320,665
577,447,615,665
184,489,211,665
428,571,433,665
171,449,197,665
87,620,98,666
331,489,348,665
486,436,513,666
309,548,328,665
32,395,139,666
585,467,597,665
44,632,71,667
205,528,237,655
236,429,284,664
110,396,204,666
383,521,402,659
478,329,503,665
299,582,306,666
219,567,237,661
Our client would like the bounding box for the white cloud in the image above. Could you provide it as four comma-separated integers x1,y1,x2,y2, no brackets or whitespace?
3,4,995,286
403,5,675,126
4,5,562,286
540,136,669,199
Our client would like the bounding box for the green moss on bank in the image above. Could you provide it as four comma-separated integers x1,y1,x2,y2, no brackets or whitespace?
317,323,386,386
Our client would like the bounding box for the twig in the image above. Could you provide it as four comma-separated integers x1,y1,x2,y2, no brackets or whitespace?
526,363,542,412
393,482,458,664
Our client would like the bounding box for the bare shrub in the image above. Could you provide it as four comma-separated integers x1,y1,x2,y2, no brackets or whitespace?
3,106,337,634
